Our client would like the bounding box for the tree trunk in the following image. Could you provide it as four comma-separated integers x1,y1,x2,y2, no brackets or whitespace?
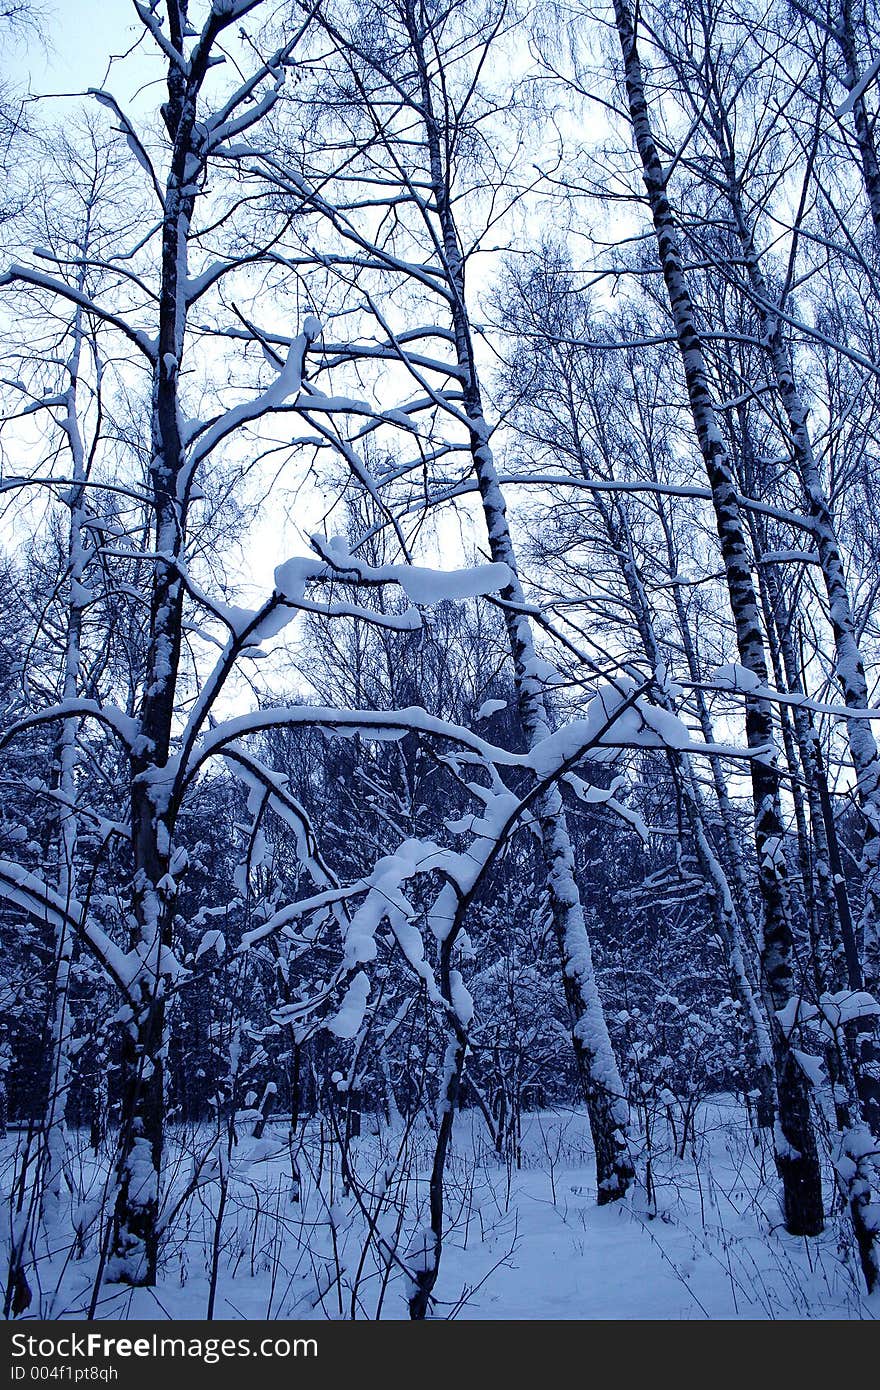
42,282,93,1230
610,0,824,1233
109,4,200,1283
403,4,634,1202
710,85,880,1021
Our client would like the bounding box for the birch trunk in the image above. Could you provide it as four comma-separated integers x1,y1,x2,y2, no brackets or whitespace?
610,0,824,1233
699,85,880,1137
656,503,776,1125
833,0,880,243
403,6,634,1201
41,299,89,1230
655,501,764,954
110,4,202,1284
619,526,776,1114
563,438,777,1125
757,553,847,989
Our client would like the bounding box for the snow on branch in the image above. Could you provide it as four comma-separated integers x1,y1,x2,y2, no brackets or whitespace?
835,54,880,119
307,533,513,606
182,317,321,480
87,90,166,207
221,744,338,893
711,664,880,721
411,474,814,533
0,860,135,1001
132,1,191,72
0,265,157,362
177,539,515,767
229,669,762,1047
0,699,141,755
776,991,880,1039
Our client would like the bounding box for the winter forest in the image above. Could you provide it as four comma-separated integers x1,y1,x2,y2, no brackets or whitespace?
1,0,880,1324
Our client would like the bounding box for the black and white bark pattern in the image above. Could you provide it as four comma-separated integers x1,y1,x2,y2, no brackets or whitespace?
610,0,824,1234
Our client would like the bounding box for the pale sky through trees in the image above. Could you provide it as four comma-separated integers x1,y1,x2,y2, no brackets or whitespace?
8,2,142,94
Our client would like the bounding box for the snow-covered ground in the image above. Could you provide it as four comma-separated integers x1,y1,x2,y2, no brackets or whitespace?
4,1097,876,1320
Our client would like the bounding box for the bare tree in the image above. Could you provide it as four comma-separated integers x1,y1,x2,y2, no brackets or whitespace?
599,0,824,1235
263,1,637,1249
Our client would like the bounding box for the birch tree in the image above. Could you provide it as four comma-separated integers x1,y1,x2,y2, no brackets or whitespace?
596,0,825,1235
260,0,637,1232
0,0,346,1287
648,0,880,1138
497,268,778,1126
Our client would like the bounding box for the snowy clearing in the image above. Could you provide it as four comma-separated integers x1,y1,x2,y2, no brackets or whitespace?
4,1098,875,1321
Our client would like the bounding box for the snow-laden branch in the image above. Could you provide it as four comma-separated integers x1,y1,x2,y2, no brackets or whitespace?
0,699,141,754
133,0,191,73
87,89,166,207
180,318,320,485
181,671,751,797
0,265,157,362
221,744,339,894
411,473,815,533
202,2,319,152
834,53,880,119
0,860,135,1002
175,540,515,773
776,990,880,1039
306,534,512,607
242,680,667,1040
709,663,880,722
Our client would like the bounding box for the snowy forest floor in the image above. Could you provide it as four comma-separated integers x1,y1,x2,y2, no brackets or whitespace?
4,1096,878,1321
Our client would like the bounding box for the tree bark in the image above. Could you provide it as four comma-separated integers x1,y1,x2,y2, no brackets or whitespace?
399,1,635,1202
610,0,824,1233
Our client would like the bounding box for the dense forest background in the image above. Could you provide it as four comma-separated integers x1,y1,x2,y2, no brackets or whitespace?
1,0,879,1320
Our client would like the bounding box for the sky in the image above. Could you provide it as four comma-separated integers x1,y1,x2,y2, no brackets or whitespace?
0,1,567,695
2,5,320,601
5,2,146,99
